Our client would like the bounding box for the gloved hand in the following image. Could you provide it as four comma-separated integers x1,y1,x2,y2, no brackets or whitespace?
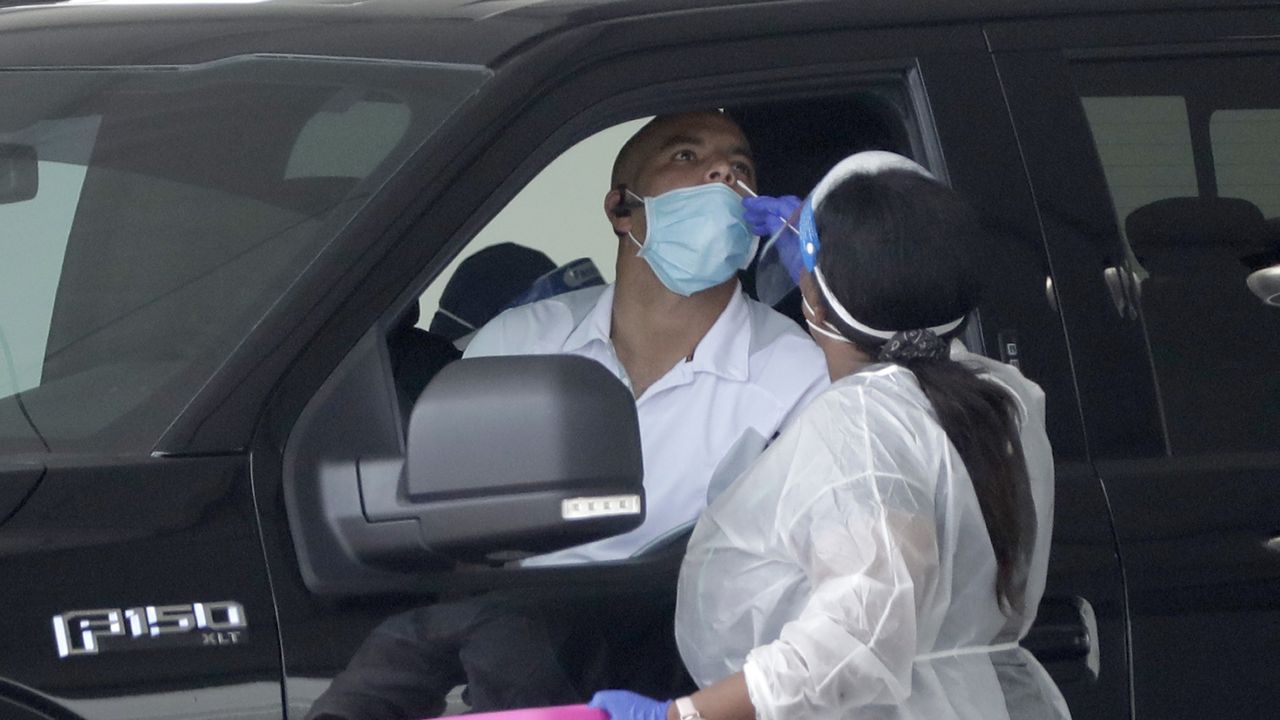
743,195,806,287
742,194,802,237
589,690,671,720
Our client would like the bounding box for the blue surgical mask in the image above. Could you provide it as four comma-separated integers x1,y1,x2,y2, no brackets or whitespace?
627,183,757,297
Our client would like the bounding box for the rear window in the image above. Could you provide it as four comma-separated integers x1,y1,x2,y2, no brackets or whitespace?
1211,108,1280,217
1075,55,1280,456
0,55,488,453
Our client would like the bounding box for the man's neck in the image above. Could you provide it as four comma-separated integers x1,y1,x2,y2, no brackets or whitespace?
610,273,737,398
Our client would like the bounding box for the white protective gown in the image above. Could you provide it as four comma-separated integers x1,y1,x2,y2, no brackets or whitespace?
675,348,1071,720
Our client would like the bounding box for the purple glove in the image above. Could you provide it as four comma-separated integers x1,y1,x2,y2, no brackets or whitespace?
742,194,802,237
589,690,671,720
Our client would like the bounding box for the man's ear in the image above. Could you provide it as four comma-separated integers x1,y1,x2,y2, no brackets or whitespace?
604,187,632,237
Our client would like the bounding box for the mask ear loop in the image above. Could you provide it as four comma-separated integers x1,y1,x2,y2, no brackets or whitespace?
802,293,852,345
434,307,476,331
619,187,647,250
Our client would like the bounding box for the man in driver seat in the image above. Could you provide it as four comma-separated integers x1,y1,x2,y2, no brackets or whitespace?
308,110,827,720
465,109,827,563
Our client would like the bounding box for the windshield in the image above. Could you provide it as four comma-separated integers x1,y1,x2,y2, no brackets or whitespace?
0,55,488,454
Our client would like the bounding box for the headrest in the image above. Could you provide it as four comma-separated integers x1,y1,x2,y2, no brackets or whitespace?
429,242,556,341
502,258,605,311
1125,197,1272,250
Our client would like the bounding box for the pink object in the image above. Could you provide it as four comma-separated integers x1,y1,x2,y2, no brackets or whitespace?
426,705,609,720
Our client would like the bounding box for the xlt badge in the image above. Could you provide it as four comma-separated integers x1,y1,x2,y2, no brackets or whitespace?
52,600,247,658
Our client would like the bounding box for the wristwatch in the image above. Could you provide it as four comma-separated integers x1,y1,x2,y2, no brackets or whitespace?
674,696,705,720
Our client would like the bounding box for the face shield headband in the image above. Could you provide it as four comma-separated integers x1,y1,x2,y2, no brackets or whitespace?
799,151,966,343
813,265,964,341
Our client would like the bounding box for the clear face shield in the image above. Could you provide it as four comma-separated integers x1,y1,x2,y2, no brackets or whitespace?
753,202,806,307
735,179,809,308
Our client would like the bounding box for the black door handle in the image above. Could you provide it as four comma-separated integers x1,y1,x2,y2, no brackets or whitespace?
1022,596,1099,678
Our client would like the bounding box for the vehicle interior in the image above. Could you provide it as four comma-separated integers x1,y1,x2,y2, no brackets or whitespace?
388,90,925,415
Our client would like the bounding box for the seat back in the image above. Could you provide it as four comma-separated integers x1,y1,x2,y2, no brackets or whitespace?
1124,197,1280,453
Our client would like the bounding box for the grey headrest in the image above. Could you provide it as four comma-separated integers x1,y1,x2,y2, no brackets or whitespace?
1125,197,1271,249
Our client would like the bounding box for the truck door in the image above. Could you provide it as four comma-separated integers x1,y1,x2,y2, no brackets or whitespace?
991,6,1280,717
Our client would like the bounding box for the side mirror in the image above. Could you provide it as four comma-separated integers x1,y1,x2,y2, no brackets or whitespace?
1247,265,1280,307
345,355,644,568
0,143,38,204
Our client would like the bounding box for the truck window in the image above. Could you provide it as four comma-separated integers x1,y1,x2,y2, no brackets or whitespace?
416,118,647,335
1074,55,1280,456
0,117,95,399
0,56,488,454
1211,108,1280,216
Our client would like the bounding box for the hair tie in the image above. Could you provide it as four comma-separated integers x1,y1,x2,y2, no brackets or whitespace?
877,329,950,362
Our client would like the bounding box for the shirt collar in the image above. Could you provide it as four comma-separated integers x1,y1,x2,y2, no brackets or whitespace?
563,283,617,354
687,283,751,382
562,282,753,383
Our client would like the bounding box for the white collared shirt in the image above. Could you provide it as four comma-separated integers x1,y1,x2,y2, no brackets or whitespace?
463,283,829,565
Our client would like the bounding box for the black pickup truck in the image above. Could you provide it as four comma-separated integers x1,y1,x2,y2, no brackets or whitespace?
1,1,1277,718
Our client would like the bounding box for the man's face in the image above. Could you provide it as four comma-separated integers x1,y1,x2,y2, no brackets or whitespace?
606,112,757,245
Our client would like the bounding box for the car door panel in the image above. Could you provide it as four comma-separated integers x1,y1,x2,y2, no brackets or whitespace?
994,9,1280,717
0,457,281,719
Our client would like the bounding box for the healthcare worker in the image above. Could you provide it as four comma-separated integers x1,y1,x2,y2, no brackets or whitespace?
590,152,1071,720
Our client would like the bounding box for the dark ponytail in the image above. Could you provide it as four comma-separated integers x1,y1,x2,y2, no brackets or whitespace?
815,170,1031,612
900,358,1031,612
